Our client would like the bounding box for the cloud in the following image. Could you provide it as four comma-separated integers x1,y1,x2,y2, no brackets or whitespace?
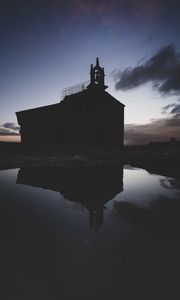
162,103,176,114
162,100,180,115
0,123,20,136
0,128,19,136
125,115,180,144
171,104,180,114
3,123,20,131
114,44,180,95
65,0,164,26
161,99,180,126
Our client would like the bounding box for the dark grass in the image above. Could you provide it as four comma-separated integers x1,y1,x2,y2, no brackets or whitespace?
0,141,180,178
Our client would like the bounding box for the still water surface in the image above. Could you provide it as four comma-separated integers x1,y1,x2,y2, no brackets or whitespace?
0,166,180,300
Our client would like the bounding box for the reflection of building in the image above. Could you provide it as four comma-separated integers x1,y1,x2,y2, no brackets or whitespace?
16,58,125,149
17,165,123,232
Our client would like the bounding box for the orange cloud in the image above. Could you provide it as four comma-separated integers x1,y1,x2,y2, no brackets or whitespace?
0,136,20,142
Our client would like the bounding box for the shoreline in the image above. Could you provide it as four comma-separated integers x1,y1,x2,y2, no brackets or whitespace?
0,142,179,179
0,154,179,180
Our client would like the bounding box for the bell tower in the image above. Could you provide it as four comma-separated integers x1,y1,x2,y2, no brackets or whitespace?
89,58,108,90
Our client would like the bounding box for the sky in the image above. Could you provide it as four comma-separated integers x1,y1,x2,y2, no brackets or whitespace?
0,0,180,144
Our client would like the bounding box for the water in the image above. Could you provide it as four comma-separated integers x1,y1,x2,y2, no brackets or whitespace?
0,166,180,300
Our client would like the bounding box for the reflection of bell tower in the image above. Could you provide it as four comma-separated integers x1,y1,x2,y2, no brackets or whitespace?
89,57,108,90
88,206,104,234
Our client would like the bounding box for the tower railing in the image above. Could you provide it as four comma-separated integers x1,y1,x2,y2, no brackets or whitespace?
60,80,90,100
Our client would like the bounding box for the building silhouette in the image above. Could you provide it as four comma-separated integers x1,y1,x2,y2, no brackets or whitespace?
16,58,125,149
